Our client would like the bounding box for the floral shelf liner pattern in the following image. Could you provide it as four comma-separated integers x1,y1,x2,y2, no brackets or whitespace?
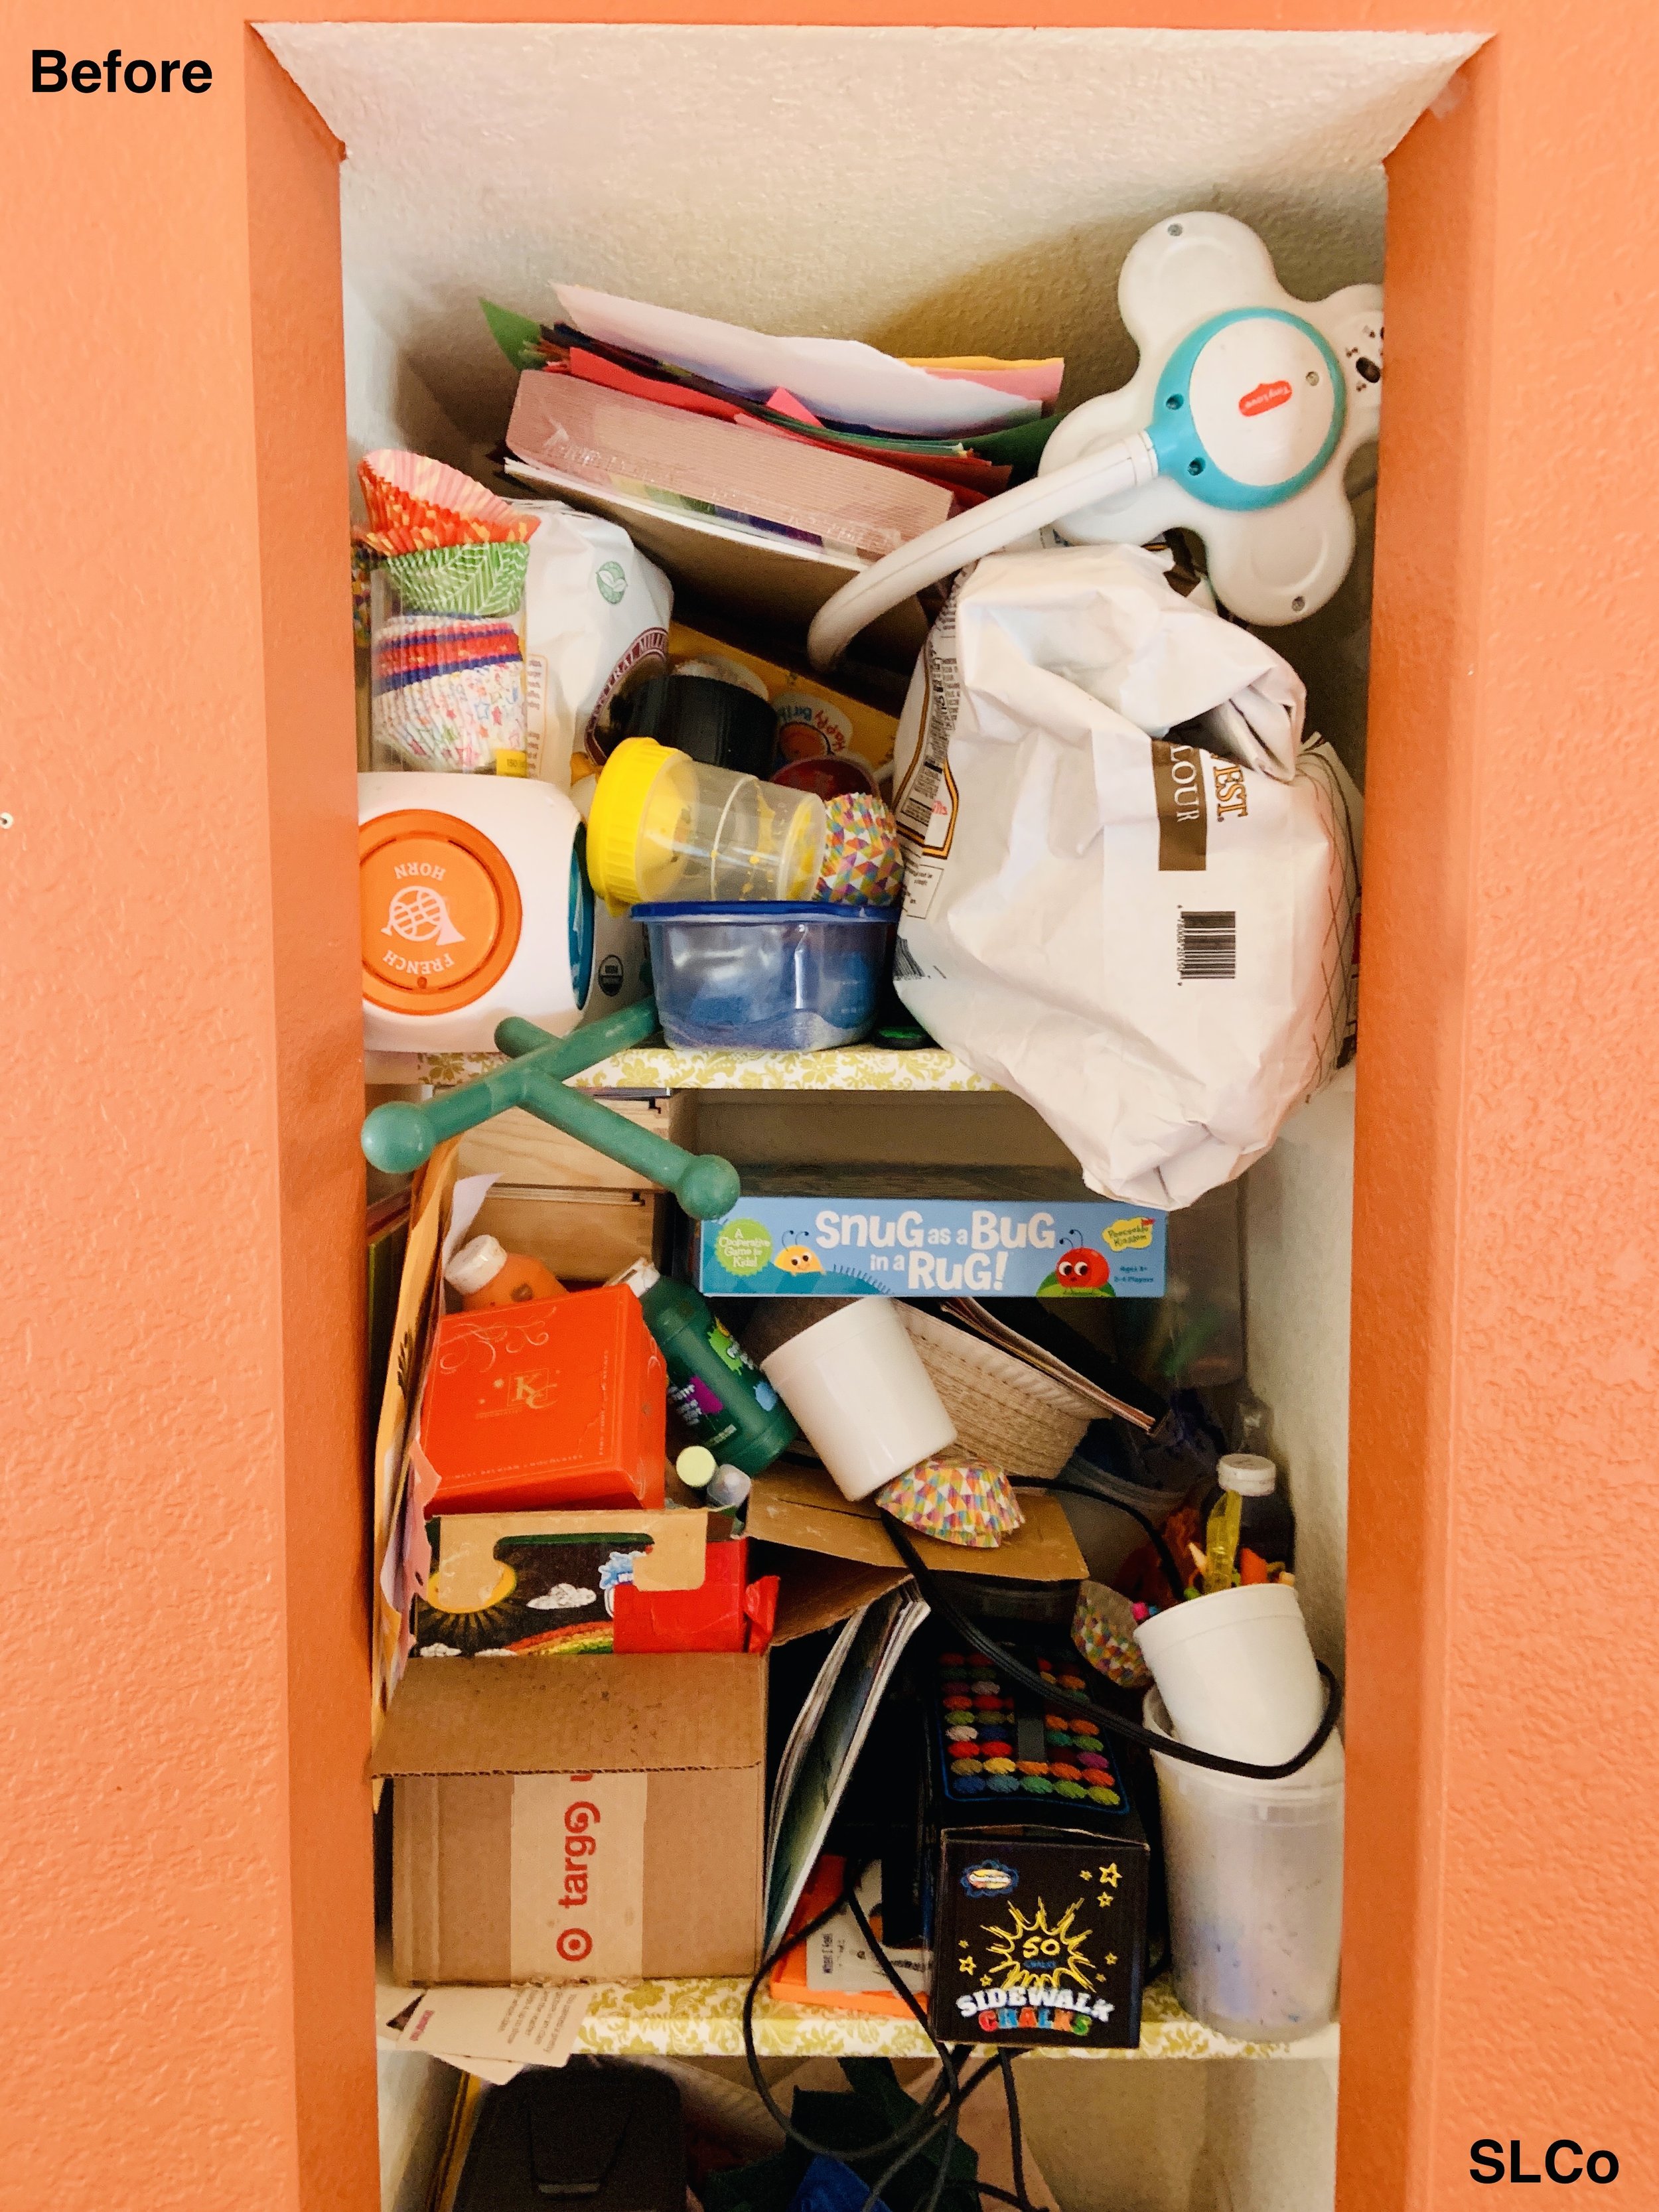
571,1974,1337,2060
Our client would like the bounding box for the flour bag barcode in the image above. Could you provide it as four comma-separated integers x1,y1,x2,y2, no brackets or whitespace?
1177,909,1236,980
893,935,924,982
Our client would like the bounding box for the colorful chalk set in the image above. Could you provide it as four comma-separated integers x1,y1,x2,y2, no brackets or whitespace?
362,212,1366,2068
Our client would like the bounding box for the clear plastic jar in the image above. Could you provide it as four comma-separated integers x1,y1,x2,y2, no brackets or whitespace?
585,736,826,911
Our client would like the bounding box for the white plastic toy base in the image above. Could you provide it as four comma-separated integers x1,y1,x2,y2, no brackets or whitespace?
808,212,1382,666
358,773,646,1053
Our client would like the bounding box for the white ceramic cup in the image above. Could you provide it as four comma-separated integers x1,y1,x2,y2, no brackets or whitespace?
1134,1583,1324,1764
760,1299,956,1501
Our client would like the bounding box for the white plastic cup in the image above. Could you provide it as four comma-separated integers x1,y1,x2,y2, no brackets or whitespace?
1144,1690,1343,2042
1135,1584,1323,1764
760,1300,956,1502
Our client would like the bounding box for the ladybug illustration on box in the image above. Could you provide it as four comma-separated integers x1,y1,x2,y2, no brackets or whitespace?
1039,1230,1115,1297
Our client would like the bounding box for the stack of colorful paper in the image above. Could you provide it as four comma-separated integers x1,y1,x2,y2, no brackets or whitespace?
486,291,1065,553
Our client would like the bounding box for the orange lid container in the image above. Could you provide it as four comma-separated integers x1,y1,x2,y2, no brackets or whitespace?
419,1285,666,1515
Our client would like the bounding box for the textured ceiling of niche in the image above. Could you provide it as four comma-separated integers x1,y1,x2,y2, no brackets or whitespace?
260,23,1479,450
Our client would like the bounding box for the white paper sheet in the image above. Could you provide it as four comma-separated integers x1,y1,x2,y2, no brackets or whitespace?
555,287,1035,437
441,1173,499,1268
394,1982,592,2070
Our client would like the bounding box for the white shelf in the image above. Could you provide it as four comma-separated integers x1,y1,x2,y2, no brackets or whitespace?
572,1974,1338,2061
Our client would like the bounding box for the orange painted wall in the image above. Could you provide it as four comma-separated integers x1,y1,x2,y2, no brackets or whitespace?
4,7,1656,2212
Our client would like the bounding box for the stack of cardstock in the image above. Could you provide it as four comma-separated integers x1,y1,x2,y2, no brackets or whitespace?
506,372,960,559
483,297,1061,489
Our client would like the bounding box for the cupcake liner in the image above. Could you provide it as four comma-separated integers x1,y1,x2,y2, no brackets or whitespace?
373,611,525,772
816,790,906,907
358,517,529,557
357,449,540,555
1072,1580,1153,1690
386,541,530,617
879,1455,1025,1549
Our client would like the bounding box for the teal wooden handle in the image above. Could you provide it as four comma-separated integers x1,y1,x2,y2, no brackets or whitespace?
360,998,740,1221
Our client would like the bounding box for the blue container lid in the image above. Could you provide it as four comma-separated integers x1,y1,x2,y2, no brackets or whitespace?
631,901,899,923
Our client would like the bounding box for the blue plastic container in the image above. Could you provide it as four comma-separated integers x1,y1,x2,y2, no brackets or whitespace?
633,901,898,1051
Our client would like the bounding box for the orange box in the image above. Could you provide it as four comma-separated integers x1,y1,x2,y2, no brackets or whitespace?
419,1284,666,1514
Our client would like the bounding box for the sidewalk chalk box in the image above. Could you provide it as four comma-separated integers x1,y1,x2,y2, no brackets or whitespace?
692,1197,1166,1299
920,1638,1150,2051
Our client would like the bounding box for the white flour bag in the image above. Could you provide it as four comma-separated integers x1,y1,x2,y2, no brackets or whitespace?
512,500,673,784
891,545,1360,1209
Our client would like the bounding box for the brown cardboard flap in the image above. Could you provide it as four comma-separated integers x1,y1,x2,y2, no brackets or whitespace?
428,1510,713,1613
749,1465,1087,1582
373,1650,766,1779
767,1550,910,1643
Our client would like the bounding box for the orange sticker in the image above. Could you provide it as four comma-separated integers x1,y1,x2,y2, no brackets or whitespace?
1238,379,1293,417
359,809,523,1015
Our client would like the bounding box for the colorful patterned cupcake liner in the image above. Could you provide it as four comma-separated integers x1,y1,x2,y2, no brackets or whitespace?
878,1455,1025,1549
816,790,906,908
385,540,530,617
357,449,539,554
1071,1580,1154,1690
373,610,526,772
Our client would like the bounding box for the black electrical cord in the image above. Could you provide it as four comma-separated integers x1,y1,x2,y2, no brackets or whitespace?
1043,1472,1188,1605
743,1856,1021,2212
997,2054,1041,2212
881,1514,1342,1782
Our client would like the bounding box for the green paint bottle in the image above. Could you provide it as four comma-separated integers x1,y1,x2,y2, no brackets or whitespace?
618,1261,797,1475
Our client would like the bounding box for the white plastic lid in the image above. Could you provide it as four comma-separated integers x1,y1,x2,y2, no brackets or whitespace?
1218,1452,1277,1497
707,1465,751,1510
613,1258,662,1299
676,1446,717,1490
444,1234,506,1296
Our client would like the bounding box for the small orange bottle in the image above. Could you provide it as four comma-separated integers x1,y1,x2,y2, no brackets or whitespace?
444,1232,567,1311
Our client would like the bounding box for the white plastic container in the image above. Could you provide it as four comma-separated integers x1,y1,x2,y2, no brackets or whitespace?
1145,1690,1342,2043
358,773,646,1050
1054,1451,1192,1584
1134,1583,1323,1764
760,1300,956,1502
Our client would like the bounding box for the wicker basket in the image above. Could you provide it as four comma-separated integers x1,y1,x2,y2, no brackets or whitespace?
897,1306,1097,1481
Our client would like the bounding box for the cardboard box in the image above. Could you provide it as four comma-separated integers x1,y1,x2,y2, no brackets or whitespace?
748,1463,1088,1584
378,1518,897,1988
689,1175,1166,1299
472,1184,664,1286
454,1095,686,1192
411,1510,770,1657
918,1637,1150,2050
378,1652,767,1986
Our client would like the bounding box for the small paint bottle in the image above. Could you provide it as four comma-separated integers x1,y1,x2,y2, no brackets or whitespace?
619,1262,797,1474
445,1233,567,1311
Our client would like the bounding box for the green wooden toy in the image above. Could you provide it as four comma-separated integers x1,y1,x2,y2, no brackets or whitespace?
359,999,740,1220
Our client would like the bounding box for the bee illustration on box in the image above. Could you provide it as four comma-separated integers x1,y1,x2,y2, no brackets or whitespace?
774,1242,826,1276
760,1226,886,1297
1038,1228,1115,1297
